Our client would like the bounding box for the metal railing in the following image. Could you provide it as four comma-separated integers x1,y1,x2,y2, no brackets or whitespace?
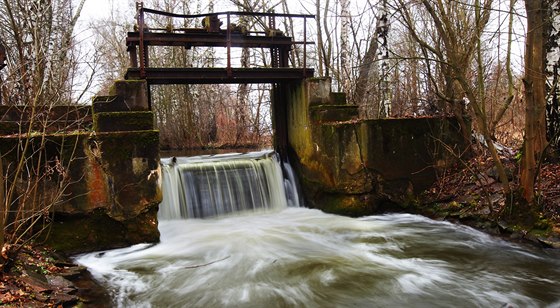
133,1,315,78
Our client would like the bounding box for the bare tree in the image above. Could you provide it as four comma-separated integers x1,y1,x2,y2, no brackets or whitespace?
0,0,86,106
393,0,516,197
340,0,351,98
545,1,560,150
520,0,550,204
0,0,89,269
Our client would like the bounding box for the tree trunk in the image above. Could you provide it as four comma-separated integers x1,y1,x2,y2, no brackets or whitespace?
315,0,324,76
340,0,351,98
545,0,560,148
521,0,549,204
0,151,4,252
354,32,379,118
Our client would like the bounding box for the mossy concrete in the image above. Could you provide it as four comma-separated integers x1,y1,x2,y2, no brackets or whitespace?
93,111,154,132
0,131,161,253
287,77,470,217
0,105,92,134
108,80,150,111
310,105,359,123
0,80,161,253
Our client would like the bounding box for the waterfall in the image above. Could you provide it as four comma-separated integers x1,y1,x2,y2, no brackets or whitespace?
158,150,300,219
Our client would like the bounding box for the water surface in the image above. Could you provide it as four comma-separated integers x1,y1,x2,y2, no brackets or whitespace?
76,208,560,307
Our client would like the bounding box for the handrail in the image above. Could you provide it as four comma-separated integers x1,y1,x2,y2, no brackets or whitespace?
140,7,314,20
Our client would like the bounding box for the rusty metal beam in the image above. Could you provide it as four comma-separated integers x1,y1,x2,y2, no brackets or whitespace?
126,31,297,49
125,67,314,84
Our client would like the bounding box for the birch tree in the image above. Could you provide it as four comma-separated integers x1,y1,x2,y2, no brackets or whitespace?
545,1,560,149
340,0,351,98
0,0,86,106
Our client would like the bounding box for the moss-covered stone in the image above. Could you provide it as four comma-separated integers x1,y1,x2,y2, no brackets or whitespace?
1,79,160,254
93,130,160,221
93,111,154,132
108,80,150,111
310,105,359,123
287,77,470,216
1,129,161,253
329,92,347,105
42,204,159,254
92,96,127,113
0,106,92,135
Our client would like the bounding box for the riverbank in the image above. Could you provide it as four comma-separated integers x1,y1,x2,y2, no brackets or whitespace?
416,150,560,249
0,245,111,307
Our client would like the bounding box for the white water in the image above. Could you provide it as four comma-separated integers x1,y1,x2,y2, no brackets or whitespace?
77,209,560,307
158,150,299,219
76,151,560,307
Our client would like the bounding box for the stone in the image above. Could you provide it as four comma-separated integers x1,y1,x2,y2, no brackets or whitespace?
108,80,150,111
307,77,332,106
287,78,470,216
46,276,75,290
310,105,359,123
2,80,161,254
93,111,154,132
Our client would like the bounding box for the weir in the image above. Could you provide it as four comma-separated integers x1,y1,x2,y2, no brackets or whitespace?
159,151,300,219
0,4,468,253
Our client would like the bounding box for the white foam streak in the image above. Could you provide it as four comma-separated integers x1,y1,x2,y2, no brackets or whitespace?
76,209,560,307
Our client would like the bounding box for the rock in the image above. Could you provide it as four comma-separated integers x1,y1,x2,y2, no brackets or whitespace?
50,292,79,306
46,275,75,290
537,237,560,249
59,266,87,280
19,275,50,294
475,206,491,215
497,220,509,230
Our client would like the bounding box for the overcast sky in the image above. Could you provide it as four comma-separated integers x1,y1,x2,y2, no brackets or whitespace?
81,0,130,21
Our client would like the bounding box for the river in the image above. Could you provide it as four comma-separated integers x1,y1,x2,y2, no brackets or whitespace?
75,152,560,307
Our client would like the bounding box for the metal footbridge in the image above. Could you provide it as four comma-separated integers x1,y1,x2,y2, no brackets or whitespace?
125,3,315,85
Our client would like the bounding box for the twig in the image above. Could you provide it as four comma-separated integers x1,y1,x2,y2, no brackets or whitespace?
184,256,230,269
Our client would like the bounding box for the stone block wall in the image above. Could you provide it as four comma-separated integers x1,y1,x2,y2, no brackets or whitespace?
0,80,161,253
287,78,470,216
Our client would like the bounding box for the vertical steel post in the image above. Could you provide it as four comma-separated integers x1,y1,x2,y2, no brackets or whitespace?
137,2,146,79
226,13,232,77
303,18,307,75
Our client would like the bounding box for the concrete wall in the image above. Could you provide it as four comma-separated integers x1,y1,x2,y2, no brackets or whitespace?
287,78,470,216
0,80,161,253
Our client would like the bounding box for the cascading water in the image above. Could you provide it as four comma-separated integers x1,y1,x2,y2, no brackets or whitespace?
76,151,560,307
158,150,299,219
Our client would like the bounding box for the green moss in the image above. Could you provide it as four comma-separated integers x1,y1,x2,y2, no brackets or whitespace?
534,218,552,231
93,111,154,132
43,210,127,253
108,80,147,96
93,130,159,163
42,204,160,254
318,193,375,217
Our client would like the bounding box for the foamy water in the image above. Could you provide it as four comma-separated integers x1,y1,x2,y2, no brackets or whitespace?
76,208,560,307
